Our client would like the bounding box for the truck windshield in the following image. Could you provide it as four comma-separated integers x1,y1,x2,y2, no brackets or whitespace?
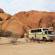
31,29,41,33
43,29,48,31
45,31,53,34
48,31,52,34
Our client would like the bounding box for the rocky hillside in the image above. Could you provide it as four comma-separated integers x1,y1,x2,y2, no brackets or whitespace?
0,8,11,34
0,9,55,37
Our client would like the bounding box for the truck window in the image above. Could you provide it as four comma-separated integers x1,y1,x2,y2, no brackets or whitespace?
48,31,52,34
31,29,41,33
43,29,48,31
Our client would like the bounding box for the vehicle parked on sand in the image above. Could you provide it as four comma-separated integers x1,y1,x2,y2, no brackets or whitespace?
24,28,55,42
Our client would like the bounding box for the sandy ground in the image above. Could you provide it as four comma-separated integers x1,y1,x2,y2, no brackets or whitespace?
0,37,55,55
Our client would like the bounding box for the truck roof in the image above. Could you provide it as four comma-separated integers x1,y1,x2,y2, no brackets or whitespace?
28,28,48,31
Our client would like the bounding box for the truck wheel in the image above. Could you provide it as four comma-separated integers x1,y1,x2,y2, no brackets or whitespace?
43,37,47,41
31,37,34,41
49,39,53,42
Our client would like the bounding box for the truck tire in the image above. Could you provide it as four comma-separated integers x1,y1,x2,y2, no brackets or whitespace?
43,37,47,41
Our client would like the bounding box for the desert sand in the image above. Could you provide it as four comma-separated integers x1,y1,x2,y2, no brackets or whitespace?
0,38,55,55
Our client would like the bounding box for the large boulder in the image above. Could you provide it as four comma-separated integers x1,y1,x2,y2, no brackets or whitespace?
0,9,11,30
0,13,11,21
2,17,25,37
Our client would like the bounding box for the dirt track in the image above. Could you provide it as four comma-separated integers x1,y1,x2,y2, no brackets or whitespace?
0,38,55,55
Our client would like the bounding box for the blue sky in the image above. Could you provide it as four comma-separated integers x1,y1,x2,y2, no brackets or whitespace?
0,0,55,15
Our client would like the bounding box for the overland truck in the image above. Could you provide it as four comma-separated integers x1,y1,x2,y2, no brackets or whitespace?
24,27,55,42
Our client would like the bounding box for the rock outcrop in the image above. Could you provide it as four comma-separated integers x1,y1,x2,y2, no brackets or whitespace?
0,9,11,31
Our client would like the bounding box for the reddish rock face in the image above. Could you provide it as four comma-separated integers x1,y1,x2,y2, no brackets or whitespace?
0,13,11,21
49,13,55,31
13,11,54,28
2,17,25,37
0,8,11,21
13,11,45,28
0,12,11,31
39,15,53,28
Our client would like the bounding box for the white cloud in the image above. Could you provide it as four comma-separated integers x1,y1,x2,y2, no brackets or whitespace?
0,3,5,10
